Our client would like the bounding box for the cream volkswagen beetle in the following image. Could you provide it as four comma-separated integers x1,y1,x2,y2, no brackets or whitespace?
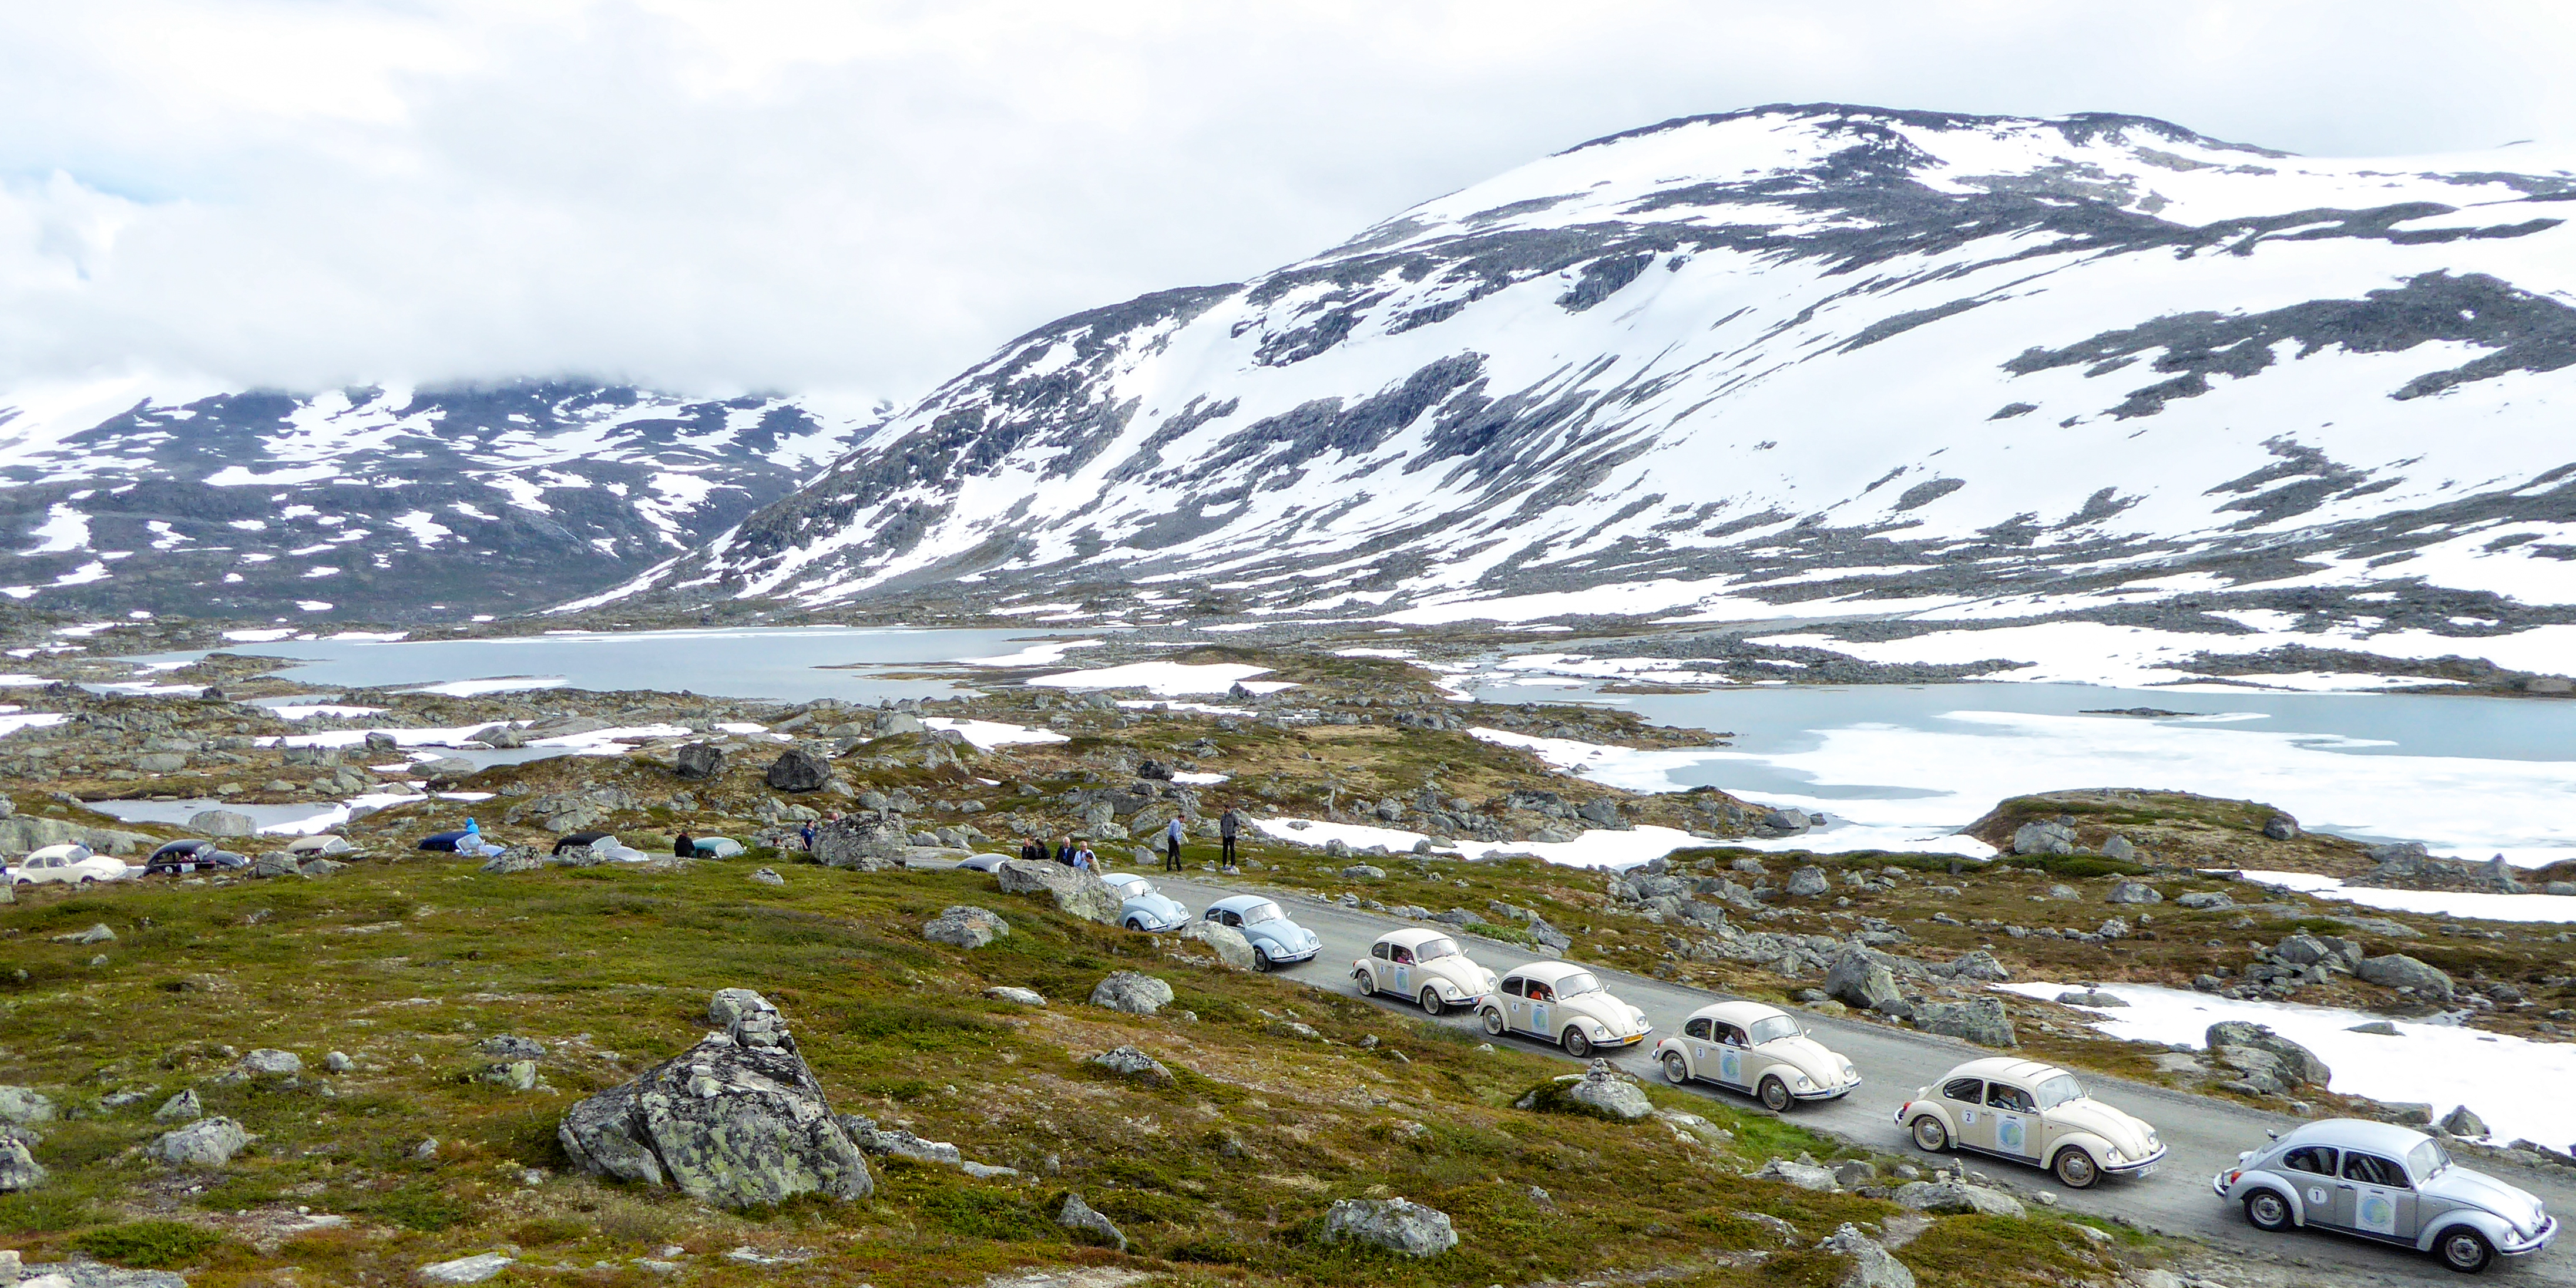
1655,1001,1860,1112
1479,960,1651,1058
1897,1057,2165,1189
2216,1118,2555,1274
1352,927,1497,1016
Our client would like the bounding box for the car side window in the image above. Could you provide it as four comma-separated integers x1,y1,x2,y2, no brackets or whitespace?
1984,1083,2034,1113
2281,1146,2338,1176
1500,977,1523,997
1715,1023,1748,1047
1372,943,1391,960
2343,1153,2407,1188
1527,981,1553,1003
1684,1017,1712,1040
1942,1077,1983,1103
1391,946,1415,965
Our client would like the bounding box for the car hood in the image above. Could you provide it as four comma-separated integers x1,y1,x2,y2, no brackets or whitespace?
1125,894,1187,920
1245,922,1318,948
1418,959,1494,992
1757,1036,1852,1082
2424,1165,2547,1230
1557,993,1648,1033
2048,1099,2156,1156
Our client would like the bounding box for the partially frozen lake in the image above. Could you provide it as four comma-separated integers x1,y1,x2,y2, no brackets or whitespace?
1470,680,2576,866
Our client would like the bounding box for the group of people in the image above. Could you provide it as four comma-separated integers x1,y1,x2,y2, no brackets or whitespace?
1020,808,1246,875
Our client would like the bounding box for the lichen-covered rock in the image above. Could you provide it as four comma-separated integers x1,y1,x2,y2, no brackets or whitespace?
764,747,832,793
1752,1157,1840,1191
1319,1196,1457,1257
2011,820,2075,855
1912,998,2016,1048
557,989,872,1209
2205,1021,2329,1087
2174,890,2234,910
154,1088,202,1122
2439,1104,2490,1138
1182,918,1257,970
1823,949,1902,1013
1949,950,2011,983
1090,971,1174,1016
815,815,910,870
922,905,1010,949
478,846,546,875
0,1087,56,1125
248,851,302,879
151,1115,251,1166
1893,1179,2024,1218
1558,1059,1652,1121
0,1124,46,1192
186,808,257,837
994,857,1122,924
983,986,1046,1006
673,742,726,780
1088,1045,1174,1088
239,1049,303,1077
1819,1221,1917,1288
1785,866,1830,897
2357,953,2455,1001
1058,1191,1128,1252
2105,880,2162,904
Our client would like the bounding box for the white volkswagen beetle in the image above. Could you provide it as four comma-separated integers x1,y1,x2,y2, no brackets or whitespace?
1352,927,1497,1015
1479,960,1651,1058
2217,1118,2555,1274
1655,1001,1860,1112
6,844,133,886
1897,1057,2164,1189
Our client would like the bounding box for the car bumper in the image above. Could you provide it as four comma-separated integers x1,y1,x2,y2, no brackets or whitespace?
1794,1077,1860,1102
2499,1216,2556,1257
2210,1172,2234,1200
2101,1144,2166,1178
1266,944,1320,963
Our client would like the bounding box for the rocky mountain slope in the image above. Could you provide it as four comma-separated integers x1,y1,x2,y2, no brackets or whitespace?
0,381,873,621
609,103,2576,687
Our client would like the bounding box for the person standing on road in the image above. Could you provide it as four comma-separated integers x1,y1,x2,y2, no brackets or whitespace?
1219,808,1241,867
1163,816,1185,872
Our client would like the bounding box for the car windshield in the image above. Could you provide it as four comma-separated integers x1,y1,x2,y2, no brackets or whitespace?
1747,1015,1802,1045
2032,1073,2087,1109
1240,902,1285,926
1117,880,1149,898
1417,937,1463,961
1557,971,1604,997
2408,1138,2450,1181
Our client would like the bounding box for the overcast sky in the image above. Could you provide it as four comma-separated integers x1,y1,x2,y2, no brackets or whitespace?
2,1,2568,406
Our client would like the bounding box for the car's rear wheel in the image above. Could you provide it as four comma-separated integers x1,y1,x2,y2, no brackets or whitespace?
2436,1226,2494,1274
1661,1052,1690,1085
78,876,95,886
1563,1028,1592,1059
1910,1115,1950,1152
1352,968,1375,996
2243,1190,2292,1233
1758,1076,1791,1113
1418,987,1445,1017
2052,1147,2100,1189
1251,945,1272,972
1480,1007,1505,1037
1125,917,1144,932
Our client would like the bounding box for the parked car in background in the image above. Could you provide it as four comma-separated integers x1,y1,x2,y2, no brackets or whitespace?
1101,872,1190,932
285,835,351,856
1899,1057,2164,1189
955,852,1010,872
9,845,134,886
1655,1000,1860,1111
2216,1118,2555,1274
1353,927,1497,1015
1204,894,1321,970
145,840,248,876
1479,960,1651,1057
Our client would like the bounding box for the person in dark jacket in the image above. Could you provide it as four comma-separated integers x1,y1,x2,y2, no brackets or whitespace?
799,820,818,851
1020,835,1047,863
673,830,695,858
1056,835,1078,865
1219,808,1242,867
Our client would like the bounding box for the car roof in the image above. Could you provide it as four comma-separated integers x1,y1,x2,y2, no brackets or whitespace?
1100,872,1146,884
1689,1000,1791,1025
2277,1118,2431,1156
1378,927,1458,947
1208,894,1278,913
1506,960,1597,984
1942,1057,2071,1085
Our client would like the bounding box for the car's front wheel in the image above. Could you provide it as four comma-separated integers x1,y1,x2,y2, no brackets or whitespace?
1758,1075,1792,1113
2243,1190,2292,1233
1563,1028,1593,1059
1125,917,1144,932
1910,1115,1950,1152
1351,968,1375,996
1480,1007,1505,1037
1418,987,1445,1017
1661,1052,1690,1085
2052,1147,2099,1189
2435,1226,2494,1274
1251,945,1272,972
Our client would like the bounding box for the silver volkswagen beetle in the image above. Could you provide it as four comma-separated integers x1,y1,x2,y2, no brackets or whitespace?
2216,1118,2554,1274
1203,894,1321,970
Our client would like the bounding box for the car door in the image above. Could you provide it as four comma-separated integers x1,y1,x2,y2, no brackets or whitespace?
1711,1021,1752,1089
1983,1081,2041,1161
1524,980,1553,1039
1497,975,1527,1029
1681,1017,1715,1080
1389,944,1416,998
1943,1077,1991,1151
2339,1151,2419,1240
1368,941,1393,992
2275,1146,2343,1226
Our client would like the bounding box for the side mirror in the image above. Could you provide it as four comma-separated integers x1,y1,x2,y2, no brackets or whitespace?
2264,1129,2279,1140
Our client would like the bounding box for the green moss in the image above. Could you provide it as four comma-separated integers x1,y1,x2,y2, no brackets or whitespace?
70,1220,226,1269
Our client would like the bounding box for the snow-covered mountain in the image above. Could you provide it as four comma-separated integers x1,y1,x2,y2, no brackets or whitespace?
0,381,875,620
607,104,2576,687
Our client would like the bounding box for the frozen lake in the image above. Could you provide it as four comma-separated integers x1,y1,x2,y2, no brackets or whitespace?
1469,679,2576,866
158,625,1090,705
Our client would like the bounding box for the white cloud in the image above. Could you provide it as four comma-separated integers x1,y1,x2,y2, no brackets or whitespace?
0,1,2568,399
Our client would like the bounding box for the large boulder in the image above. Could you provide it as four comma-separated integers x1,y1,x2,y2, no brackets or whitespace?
1820,1222,1917,1288
2205,1021,2329,1087
1785,866,1831,897
1058,1191,1127,1252
479,847,546,875
1548,1060,1653,1121
2357,953,2456,1001
2262,812,2300,841
2105,880,2162,904
1751,1158,1841,1191
1949,950,2011,983
2175,891,2235,910
994,857,1121,924
1893,1179,2024,1218
415,756,477,779
1090,971,1174,1016
1087,1045,1174,1088
1823,949,1903,1013
764,747,832,793
814,816,909,870
673,742,726,781
557,989,874,1209
150,1116,251,1166
922,906,1010,949
2011,820,2075,856
1182,919,1257,971
0,1125,45,1192
0,1087,56,1125
186,809,257,838
1319,1196,1458,1257
1912,998,2016,1048
2440,1105,2490,1138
